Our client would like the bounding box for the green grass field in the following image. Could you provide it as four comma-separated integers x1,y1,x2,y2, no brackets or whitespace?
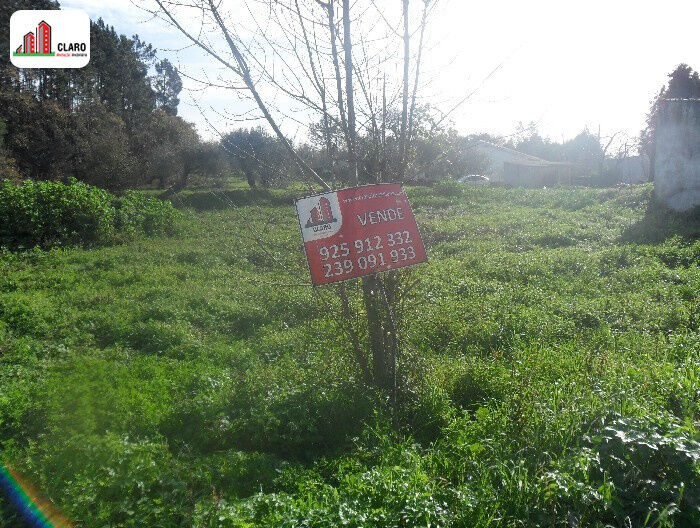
1,181,699,527
11,52,56,56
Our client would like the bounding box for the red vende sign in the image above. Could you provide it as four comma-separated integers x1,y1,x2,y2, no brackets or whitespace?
295,184,427,286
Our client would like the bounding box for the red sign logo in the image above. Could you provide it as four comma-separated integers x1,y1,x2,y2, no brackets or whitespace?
295,184,427,285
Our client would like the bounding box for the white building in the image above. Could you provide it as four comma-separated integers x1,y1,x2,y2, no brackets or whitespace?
468,140,576,186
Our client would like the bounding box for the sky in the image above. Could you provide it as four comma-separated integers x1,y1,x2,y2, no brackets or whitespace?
61,0,700,148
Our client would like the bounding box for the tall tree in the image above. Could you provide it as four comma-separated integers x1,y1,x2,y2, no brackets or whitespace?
86,19,156,128
666,64,700,99
0,3,198,188
153,59,182,116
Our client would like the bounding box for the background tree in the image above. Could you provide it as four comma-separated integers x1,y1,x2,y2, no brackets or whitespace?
0,91,75,180
221,128,290,188
138,109,199,188
153,59,182,116
0,0,219,190
86,19,156,130
73,102,135,190
0,0,59,92
131,109,226,194
507,122,559,160
507,123,607,174
0,117,20,182
398,108,492,182
562,128,604,167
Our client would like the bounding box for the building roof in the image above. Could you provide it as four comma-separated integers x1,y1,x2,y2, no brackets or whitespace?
474,139,556,165
474,140,546,161
504,160,573,167
472,140,570,166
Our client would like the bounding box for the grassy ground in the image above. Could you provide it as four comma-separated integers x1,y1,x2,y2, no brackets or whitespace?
1,181,699,527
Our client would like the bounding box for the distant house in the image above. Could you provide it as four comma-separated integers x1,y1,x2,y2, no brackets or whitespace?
502,160,577,187
467,140,576,187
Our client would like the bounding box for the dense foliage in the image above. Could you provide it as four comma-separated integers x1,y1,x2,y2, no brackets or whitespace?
221,128,292,189
505,125,605,166
0,179,179,248
0,182,698,526
0,0,222,191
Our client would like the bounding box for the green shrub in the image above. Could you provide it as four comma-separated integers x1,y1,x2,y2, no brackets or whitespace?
542,414,700,527
196,437,454,528
19,433,191,528
0,179,114,247
0,179,179,248
115,191,179,237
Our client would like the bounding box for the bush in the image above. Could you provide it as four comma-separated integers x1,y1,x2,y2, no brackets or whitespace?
542,414,700,526
115,191,180,237
196,435,454,528
0,179,115,248
19,433,191,528
0,179,179,249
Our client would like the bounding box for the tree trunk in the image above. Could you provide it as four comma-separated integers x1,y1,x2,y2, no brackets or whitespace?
160,170,189,198
245,170,257,189
338,0,394,392
362,274,392,390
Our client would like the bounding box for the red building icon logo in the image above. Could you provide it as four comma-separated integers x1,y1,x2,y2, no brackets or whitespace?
37,21,51,54
14,20,53,56
21,33,35,54
305,197,337,228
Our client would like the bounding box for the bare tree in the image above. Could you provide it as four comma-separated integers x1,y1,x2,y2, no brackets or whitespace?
145,0,437,396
